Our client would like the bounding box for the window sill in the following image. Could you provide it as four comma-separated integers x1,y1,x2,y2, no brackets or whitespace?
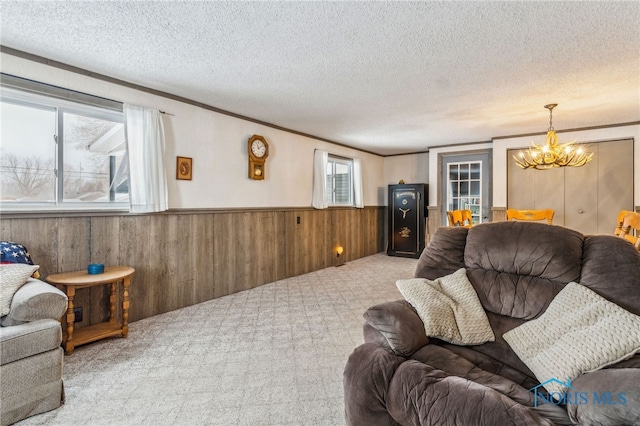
0,205,130,219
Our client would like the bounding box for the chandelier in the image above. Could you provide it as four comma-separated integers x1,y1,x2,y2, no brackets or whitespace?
513,104,593,170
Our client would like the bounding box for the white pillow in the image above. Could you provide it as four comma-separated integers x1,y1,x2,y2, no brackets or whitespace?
396,268,495,346
0,264,40,316
503,282,640,396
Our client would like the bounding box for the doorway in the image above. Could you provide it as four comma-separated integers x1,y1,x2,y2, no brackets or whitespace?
441,152,492,226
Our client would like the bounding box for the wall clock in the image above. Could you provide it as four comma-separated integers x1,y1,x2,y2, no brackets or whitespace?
248,134,269,180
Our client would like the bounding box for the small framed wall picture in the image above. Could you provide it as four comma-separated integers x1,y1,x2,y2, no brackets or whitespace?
176,156,192,180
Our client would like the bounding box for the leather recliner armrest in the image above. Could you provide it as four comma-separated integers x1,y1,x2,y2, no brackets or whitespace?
566,368,640,426
363,299,428,357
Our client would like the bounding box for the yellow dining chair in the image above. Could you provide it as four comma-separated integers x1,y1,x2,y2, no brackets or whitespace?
615,210,632,236
619,211,640,250
506,209,554,225
447,210,473,228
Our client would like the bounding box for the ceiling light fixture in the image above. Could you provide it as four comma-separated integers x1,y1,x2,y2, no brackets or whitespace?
513,104,593,170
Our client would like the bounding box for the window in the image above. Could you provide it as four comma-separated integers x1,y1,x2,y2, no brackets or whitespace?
0,81,128,210
325,155,354,206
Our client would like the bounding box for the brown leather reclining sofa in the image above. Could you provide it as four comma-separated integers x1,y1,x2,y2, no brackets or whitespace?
344,221,640,425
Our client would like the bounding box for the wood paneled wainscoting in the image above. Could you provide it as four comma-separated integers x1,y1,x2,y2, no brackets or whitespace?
0,206,384,326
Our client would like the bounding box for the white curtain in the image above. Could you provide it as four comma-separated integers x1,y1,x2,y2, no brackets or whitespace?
312,149,328,209
353,158,364,208
124,104,168,213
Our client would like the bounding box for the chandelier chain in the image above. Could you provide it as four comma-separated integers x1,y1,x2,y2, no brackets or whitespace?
544,103,556,132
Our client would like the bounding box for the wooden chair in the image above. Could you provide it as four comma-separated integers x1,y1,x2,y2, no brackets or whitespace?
619,211,640,250
614,210,632,236
506,209,554,224
447,210,473,228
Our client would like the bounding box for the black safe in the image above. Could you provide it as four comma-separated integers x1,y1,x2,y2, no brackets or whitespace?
387,183,428,258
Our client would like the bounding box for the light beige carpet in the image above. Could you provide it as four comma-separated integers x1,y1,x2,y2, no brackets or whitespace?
17,253,417,426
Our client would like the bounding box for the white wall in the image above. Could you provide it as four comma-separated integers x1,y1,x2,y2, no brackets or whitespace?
383,153,429,185
382,152,429,204
4,53,637,210
1,53,385,208
493,124,640,208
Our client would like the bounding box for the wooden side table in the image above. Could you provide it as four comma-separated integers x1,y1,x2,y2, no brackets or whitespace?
47,266,134,355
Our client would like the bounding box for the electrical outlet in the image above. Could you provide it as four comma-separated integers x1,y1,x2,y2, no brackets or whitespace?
73,307,83,323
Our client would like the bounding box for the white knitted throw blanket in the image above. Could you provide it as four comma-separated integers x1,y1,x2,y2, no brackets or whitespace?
396,268,495,346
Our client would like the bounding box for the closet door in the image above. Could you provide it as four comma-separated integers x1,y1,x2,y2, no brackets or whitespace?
507,160,535,209
507,160,565,222
507,139,633,234
534,166,565,225
564,142,598,234
595,139,634,233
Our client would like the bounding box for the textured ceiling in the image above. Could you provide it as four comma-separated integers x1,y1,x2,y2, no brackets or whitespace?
1,1,639,155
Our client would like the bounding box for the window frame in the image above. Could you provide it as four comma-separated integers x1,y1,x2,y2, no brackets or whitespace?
325,155,355,207
0,75,128,213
